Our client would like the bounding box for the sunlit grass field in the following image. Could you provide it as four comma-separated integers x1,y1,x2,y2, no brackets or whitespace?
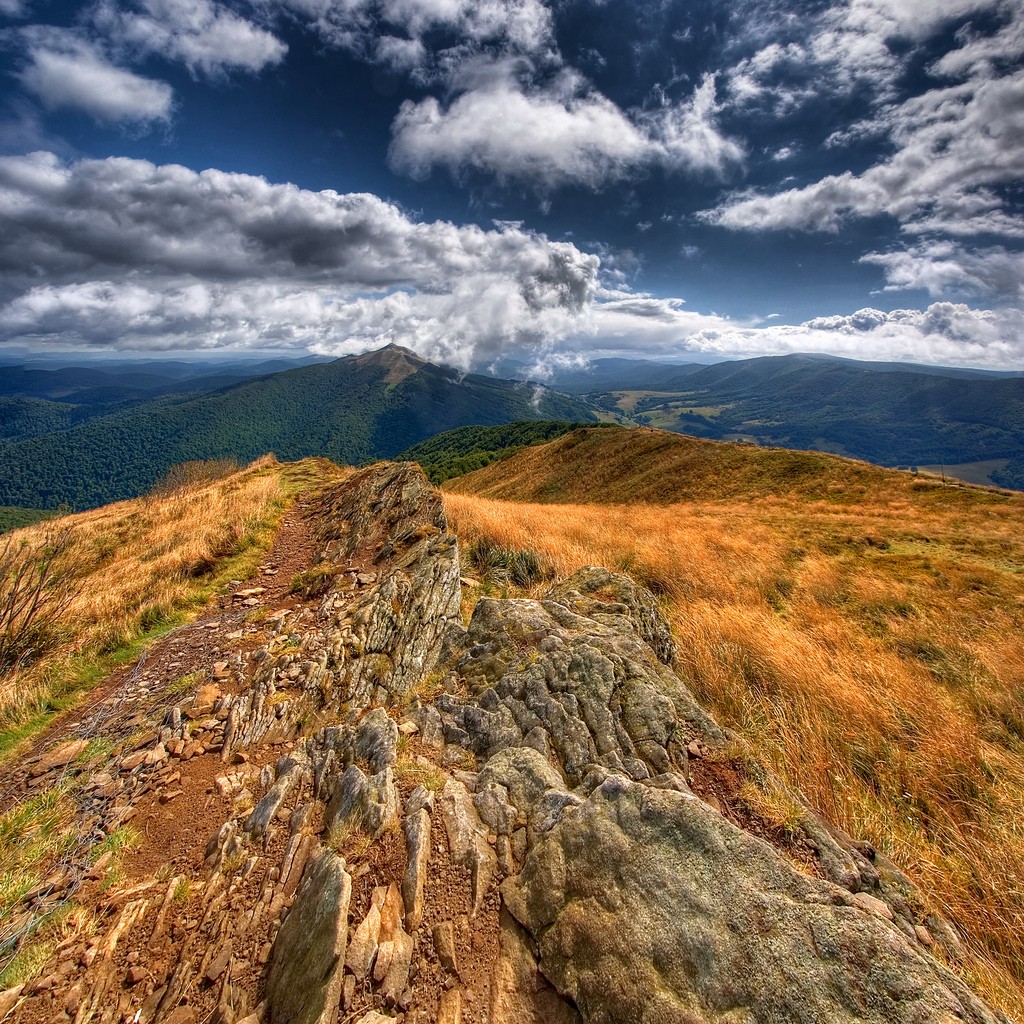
445,427,1024,1018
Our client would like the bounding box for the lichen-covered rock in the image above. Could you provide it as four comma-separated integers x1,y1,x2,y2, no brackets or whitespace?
497,770,1000,1024
265,848,352,1024
435,573,724,785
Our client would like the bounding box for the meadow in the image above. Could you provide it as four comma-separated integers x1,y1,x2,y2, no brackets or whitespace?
445,428,1024,1018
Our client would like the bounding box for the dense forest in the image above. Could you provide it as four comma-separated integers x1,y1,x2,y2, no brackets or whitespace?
398,421,615,483
0,348,594,510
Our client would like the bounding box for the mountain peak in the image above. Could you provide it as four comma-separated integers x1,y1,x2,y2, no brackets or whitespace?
350,343,429,384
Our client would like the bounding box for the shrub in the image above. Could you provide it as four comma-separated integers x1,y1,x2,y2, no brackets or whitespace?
466,536,548,587
0,526,76,675
149,459,240,498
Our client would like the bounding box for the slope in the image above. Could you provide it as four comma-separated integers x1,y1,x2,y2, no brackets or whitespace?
445,424,1024,1014
398,419,616,483
615,354,1024,471
445,424,936,504
0,345,595,510
0,463,1009,1024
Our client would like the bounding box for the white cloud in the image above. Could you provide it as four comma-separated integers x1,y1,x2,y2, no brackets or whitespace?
705,67,1024,240
681,302,1024,368
95,0,287,78
19,34,173,124
0,152,599,367
862,242,1024,298
561,284,1024,370
280,0,555,66
390,60,742,189
2,153,1019,371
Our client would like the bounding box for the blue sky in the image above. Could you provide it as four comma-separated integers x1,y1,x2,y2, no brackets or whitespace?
0,0,1022,371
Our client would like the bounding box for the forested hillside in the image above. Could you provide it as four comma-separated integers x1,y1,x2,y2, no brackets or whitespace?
0,346,594,509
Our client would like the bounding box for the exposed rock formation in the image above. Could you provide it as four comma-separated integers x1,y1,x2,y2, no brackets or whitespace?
2,463,1007,1024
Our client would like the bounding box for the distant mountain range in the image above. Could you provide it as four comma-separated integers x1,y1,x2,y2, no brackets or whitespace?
565,353,1024,489
2,345,1023,511
0,345,594,510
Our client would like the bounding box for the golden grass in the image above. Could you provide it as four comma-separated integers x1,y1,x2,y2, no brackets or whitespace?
444,438,1024,1018
0,456,342,751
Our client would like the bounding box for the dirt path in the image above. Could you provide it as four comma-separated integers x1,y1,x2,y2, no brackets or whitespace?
0,502,317,812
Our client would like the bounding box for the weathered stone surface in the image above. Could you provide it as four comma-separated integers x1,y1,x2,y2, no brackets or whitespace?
29,739,87,777
265,849,352,1024
312,462,462,705
401,806,431,930
437,988,463,1024
440,778,496,917
346,900,382,981
489,907,582,1024
323,762,398,839
498,770,1001,1024
432,920,459,976
244,755,306,840
434,574,724,786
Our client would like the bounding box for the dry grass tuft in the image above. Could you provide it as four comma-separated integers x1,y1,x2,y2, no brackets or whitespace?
0,457,339,751
445,430,1024,1017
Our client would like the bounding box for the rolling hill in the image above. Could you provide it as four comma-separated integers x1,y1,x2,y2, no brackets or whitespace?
579,353,1024,484
0,345,595,510
443,424,1024,1015
443,424,958,504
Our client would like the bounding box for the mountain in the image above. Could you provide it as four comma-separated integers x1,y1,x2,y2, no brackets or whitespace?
598,353,1024,476
0,345,595,509
2,448,1022,1020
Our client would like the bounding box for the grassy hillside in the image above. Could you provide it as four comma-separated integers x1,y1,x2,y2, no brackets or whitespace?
398,420,614,483
0,346,595,510
0,456,342,755
591,354,1024,473
445,425,949,504
445,426,1024,1016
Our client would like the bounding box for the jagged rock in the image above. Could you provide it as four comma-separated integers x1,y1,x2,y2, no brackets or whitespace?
244,755,306,840
437,988,463,1024
547,567,676,666
29,738,88,777
324,763,398,838
498,770,1001,1024
0,985,24,1021
435,572,724,785
346,901,382,981
265,849,352,1024
432,920,459,976
440,778,496,917
489,907,581,1024
402,806,431,930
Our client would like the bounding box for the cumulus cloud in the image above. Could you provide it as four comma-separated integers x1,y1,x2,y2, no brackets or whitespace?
551,288,1023,371
280,0,555,65
862,242,1024,299
681,302,1024,368
94,0,287,78
705,67,1024,240
0,152,599,367
390,60,742,189
18,34,173,124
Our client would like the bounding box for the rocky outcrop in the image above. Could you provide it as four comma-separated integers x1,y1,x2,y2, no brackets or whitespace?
3,466,1007,1024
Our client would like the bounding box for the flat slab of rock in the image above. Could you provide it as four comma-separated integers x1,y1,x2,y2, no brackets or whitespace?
265,848,352,1024
500,770,1003,1024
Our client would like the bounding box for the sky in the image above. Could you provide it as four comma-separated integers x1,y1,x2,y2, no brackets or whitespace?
0,0,1022,373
